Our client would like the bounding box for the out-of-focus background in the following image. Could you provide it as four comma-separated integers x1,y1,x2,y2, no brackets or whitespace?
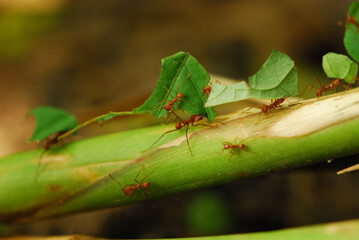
1,0,359,238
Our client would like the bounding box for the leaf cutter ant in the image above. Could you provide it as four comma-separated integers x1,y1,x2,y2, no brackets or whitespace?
144,113,208,156
308,77,351,98
223,138,254,161
154,74,194,120
109,164,163,196
246,98,287,124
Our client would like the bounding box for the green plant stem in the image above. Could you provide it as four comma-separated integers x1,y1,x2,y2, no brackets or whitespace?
57,111,134,140
1,88,359,223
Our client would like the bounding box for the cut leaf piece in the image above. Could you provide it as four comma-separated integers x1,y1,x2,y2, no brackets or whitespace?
344,2,359,63
322,52,358,83
204,81,249,107
134,52,217,122
248,50,298,99
28,106,78,142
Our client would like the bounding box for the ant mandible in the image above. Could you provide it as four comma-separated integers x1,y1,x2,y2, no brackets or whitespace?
144,113,207,156
109,164,162,196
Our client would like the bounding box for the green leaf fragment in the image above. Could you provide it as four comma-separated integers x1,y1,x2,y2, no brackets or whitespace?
322,52,358,83
134,52,217,122
248,50,298,99
344,2,359,63
28,106,78,142
204,81,249,107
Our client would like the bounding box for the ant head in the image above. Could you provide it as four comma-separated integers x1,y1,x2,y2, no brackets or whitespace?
164,103,172,111
194,115,203,122
224,144,230,150
203,85,211,92
44,143,50,151
198,113,208,119
177,92,184,98
239,144,245,149
143,182,151,188
123,186,133,195
261,105,268,113
175,122,183,129
316,89,322,97
332,79,341,86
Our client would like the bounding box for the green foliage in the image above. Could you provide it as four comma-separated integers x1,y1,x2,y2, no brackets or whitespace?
322,52,358,83
134,52,217,122
205,81,249,107
248,50,298,99
344,2,359,63
28,106,78,142
205,50,298,108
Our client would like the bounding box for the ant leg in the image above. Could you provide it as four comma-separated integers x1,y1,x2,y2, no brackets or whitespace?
192,123,217,128
185,124,193,156
242,104,262,115
242,148,257,155
340,83,352,90
140,163,165,183
152,99,172,110
176,74,191,93
134,165,145,184
169,111,183,122
142,128,180,152
228,149,235,162
301,77,318,99
164,85,176,99
109,174,124,188
34,149,46,181
255,112,263,125
278,104,284,112
164,73,190,101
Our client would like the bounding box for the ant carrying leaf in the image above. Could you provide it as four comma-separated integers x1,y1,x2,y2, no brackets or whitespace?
134,52,217,122
27,106,78,180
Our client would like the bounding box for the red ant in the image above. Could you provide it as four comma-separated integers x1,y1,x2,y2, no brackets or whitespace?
203,85,212,98
35,131,66,181
223,138,253,161
260,98,286,113
109,164,162,196
309,77,351,98
246,97,290,124
144,113,207,156
157,74,193,117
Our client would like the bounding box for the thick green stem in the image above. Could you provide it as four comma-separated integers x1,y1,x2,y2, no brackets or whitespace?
1,88,359,223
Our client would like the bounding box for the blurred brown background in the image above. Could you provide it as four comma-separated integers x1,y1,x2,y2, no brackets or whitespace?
1,0,359,239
